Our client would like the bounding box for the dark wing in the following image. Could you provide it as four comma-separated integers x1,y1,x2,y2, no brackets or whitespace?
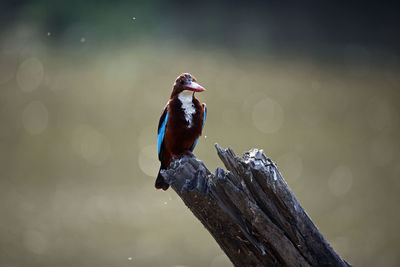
157,106,169,161
190,103,207,152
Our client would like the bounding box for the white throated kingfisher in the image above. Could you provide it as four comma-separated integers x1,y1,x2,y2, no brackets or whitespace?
156,73,207,190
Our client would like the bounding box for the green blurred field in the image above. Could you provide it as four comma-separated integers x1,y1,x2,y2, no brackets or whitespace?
1,24,400,266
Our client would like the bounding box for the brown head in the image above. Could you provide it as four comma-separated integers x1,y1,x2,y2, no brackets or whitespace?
170,73,205,98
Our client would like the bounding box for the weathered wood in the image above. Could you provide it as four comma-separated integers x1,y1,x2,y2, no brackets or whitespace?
161,144,351,267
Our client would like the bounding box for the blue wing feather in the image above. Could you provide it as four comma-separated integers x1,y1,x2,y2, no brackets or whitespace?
190,105,207,152
157,109,169,159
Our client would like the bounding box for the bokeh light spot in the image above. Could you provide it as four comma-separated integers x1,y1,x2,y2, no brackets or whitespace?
22,101,48,134
252,98,284,134
72,125,111,165
138,144,158,177
328,165,353,197
16,57,44,92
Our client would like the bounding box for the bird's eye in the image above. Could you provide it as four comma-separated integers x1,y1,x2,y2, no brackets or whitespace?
180,80,185,85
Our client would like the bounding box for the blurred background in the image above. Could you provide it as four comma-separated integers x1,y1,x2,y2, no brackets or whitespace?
0,1,399,266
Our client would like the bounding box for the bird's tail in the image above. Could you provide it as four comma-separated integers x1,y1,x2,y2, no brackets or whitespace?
155,167,170,190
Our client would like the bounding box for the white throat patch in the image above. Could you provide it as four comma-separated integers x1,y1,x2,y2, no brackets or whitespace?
178,90,195,128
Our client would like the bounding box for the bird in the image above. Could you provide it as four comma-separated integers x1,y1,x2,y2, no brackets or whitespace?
156,73,207,190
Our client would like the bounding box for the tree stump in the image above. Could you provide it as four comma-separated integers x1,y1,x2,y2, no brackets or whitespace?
160,144,351,267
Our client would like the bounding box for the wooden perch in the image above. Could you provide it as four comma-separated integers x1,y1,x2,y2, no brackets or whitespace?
160,144,351,267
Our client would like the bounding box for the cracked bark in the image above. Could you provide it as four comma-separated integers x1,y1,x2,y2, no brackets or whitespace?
160,144,351,267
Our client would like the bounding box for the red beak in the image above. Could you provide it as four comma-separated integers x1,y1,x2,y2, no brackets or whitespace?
184,81,205,92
